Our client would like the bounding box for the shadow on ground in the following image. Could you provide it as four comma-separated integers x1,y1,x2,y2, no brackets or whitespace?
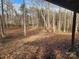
0,31,79,59
0,32,24,44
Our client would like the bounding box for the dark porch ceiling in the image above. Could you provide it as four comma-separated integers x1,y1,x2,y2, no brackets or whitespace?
46,0,79,12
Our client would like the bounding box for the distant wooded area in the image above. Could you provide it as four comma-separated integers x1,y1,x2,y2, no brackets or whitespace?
0,0,79,38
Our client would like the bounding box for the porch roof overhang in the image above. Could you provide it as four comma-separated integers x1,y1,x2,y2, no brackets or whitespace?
46,0,79,12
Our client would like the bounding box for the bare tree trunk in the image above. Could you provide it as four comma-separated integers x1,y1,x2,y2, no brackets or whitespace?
63,9,67,32
23,0,26,36
41,9,48,30
47,3,51,32
58,7,61,32
52,12,56,32
47,9,50,28
0,0,5,38
31,15,34,27
5,13,9,28
23,16,26,36
66,11,69,32
69,11,73,32
76,13,79,32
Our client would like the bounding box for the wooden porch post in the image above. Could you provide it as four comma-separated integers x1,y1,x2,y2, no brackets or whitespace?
71,12,77,51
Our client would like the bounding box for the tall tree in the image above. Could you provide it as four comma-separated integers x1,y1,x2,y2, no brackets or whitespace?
0,0,5,37
76,13,79,32
52,12,56,32
20,0,26,36
47,2,51,32
63,9,67,32
58,7,61,32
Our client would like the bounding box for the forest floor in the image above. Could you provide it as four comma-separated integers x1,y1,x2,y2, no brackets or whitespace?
0,27,79,59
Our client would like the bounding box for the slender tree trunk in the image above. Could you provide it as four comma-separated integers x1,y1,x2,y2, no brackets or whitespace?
69,12,73,32
0,0,5,38
4,11,8,29
47,3,51,32
76,13,79,32
32,15,34,27
63,9,67,32
58,8,61,32
41,10,48,30
66,11,69,32
23,0,26,36
52,12,56,32
23,16,26,36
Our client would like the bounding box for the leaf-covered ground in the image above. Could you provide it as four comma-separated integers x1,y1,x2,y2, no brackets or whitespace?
0,27,79,59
